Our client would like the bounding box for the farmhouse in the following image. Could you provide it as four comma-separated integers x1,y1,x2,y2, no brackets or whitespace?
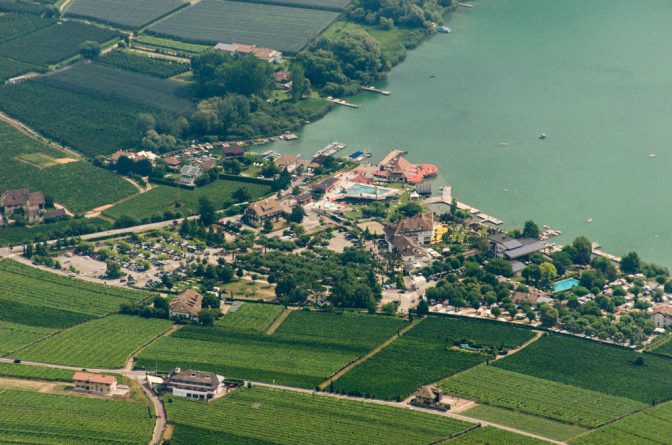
214,42,282,63
651,306,672,328
0,188,45,217
72,372,117,394
169,289,203,321
243,197,286,227
275,154,301,173
488,234,546,260
165,368,225,400
411,385,453,411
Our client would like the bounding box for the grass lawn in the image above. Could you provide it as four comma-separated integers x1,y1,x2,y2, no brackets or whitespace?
166,386,473,445
463,405,587,442
14,315,172,368
222,279,276,301
216,302,284,332
322,20,413,64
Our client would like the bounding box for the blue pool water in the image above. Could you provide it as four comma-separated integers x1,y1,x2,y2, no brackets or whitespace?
553,278,580,293
345,184,381,195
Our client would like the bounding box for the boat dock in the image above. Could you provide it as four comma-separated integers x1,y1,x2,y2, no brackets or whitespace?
424,186,502,224
325,97,359,108
592,242,621,263
361,86,391,96
313,142,347,160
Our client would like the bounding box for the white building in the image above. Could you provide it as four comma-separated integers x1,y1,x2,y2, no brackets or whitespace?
165,368,225,401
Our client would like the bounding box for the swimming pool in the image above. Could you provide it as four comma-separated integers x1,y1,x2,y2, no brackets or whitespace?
345,184,382,195
553,278,580,292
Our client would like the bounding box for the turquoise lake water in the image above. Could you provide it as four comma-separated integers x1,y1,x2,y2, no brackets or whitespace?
270,0,672,266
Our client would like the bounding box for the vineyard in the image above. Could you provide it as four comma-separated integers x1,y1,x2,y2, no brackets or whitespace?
331,316,532,400
99,50,190,79
15,315,172,368
0,13,55,44
0,320,54,355
571,401,672,445
0,21,119,67
446,427,548,445
495,334,672,403
438,365,644,427
0,56,38,82
215,303,284,332
0,80,153,157
66,0,189,29
0,362,75,382
104,180,272,221
0,260,152,318
0,120,136,212
232,0,351,12
463,406,586,442
137,312,404,388
147,0,339,53
0,389,153,444
165,387,473,445
39,63,193,114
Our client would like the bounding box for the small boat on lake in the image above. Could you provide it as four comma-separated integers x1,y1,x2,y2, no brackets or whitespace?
437,25,452,33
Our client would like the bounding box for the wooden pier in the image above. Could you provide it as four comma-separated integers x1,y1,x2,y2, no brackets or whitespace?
361,86,391,96
592,242,621,263
424,186,502,224
325,97,359,108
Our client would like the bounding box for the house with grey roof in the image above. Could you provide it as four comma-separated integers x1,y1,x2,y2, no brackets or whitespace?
489,234,545,260
178,165,202,185
165,368,225,401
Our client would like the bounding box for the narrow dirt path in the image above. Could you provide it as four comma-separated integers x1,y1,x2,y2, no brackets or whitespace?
0,111,80,158
124,325,182,371
123,177,145,193
264,308,293,335
493,330,543,362
318,317,424,390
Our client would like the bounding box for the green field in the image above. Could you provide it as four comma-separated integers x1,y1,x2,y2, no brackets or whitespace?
0,217,111,247
0,119,136,212
66,0,188,28
570,401,672,445
0,320,55,355
40,63,192,113
0,55,38,82
444,427,548,445
215,303,284,332
105,179,272,221
0,260,152,329
0,362,75,381
0,388,153,444
133,35,211,55
166,386,472,445
0,13,55,44
332,317,533,400
0,21,119,67
15,315,172,368
138,311,405,388
232,0,350,12
495,334,672,404
99,49,190,78
0,80,154,157
148,0,339,53
439,365,644,427
462,406,587,442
